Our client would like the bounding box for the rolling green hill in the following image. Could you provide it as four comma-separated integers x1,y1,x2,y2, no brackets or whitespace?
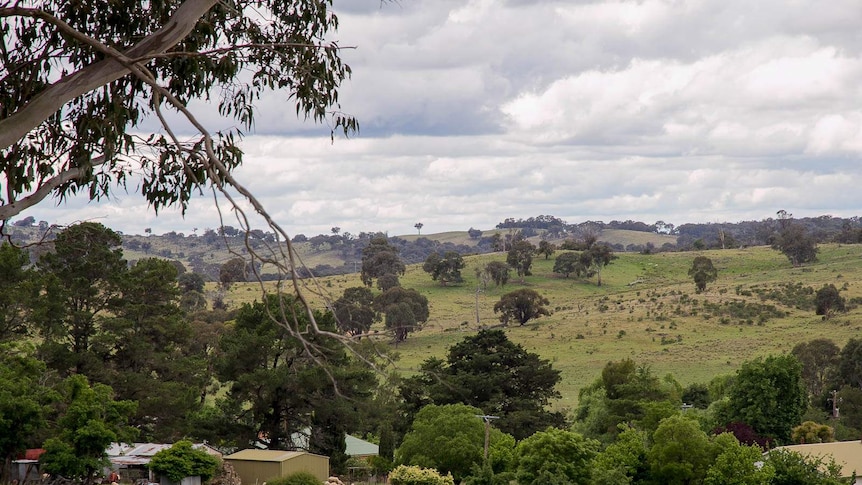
226,243,862,414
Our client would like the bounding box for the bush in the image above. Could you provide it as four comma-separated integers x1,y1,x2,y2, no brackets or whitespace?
389,465,454,485
267,471,321,485
149,441,220,483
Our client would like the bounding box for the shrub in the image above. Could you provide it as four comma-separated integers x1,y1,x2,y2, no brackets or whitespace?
389,465,454,485
267,471,321,485
149,441,220,483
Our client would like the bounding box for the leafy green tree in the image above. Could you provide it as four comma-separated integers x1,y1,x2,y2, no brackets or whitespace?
34,222,126,376
552,252,590,278
506,239,535,279
493,289,549,326
374,287,430,342
838,337,862,388
688,256,718,293
704,436,775,485
401,330,563,440
791,338,840,400
723,354,806,443
215,294,375,450
148,440,219,482
574,359,675,443
0,243,37,343
647,415,712,485
591,425,648,485
814,284,846,319
765,449,844,485
332,287,378,337
103,258,207,441
422,251,465,286
40,375,137,481
178,272,206,294
361,237,406,288
0,0,356,221
582,244,616,286
484,261,510,287
0,350,53,481
772,222,818,266
396,404,513,482
537,241,556,260
219,257,247,289
513,427,599,485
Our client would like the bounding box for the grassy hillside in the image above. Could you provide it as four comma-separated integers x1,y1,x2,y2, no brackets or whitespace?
224,243,862,414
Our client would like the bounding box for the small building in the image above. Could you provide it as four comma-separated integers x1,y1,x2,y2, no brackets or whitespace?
344,435,379,460
224,449,329,485
772,440,862,484
10,449,45,483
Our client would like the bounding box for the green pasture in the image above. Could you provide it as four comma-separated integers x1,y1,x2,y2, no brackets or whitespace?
225,243,862,410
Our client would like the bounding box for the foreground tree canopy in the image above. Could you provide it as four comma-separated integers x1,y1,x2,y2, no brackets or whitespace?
0,0,356,221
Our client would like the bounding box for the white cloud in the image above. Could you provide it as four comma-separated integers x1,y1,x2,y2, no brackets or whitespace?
14,0,862,237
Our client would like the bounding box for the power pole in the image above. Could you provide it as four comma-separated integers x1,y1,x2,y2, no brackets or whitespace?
475,415,499,460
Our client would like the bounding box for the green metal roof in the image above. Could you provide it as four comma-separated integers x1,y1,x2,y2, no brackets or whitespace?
345,435,379,457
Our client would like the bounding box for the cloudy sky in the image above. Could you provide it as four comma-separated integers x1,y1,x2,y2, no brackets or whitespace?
21,0,862,237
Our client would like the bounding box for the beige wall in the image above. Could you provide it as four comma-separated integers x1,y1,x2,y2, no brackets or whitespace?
225,454,329,485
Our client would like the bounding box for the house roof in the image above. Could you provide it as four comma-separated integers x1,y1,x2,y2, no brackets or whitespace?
224,450,308,462
772,440,862,478
106,442,223,467
345,435,379,457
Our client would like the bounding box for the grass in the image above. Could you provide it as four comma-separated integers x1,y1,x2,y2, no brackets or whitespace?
222,243,862,412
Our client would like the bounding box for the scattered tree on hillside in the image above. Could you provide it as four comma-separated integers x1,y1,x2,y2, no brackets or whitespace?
771,212,818,266
815,284,846,319
422,251,465,286
552,252,589,278
582,244,617,286
219,257,247,289
468,228,483,239
332,287,378,337
484,261,511,287
688,256,718,293
414,223,424,235
361,237,406,288
537,240,556,260
493,289,550,326
374,287,429,343
506,239,535,279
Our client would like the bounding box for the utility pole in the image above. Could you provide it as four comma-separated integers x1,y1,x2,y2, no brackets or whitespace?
475,415,499,460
